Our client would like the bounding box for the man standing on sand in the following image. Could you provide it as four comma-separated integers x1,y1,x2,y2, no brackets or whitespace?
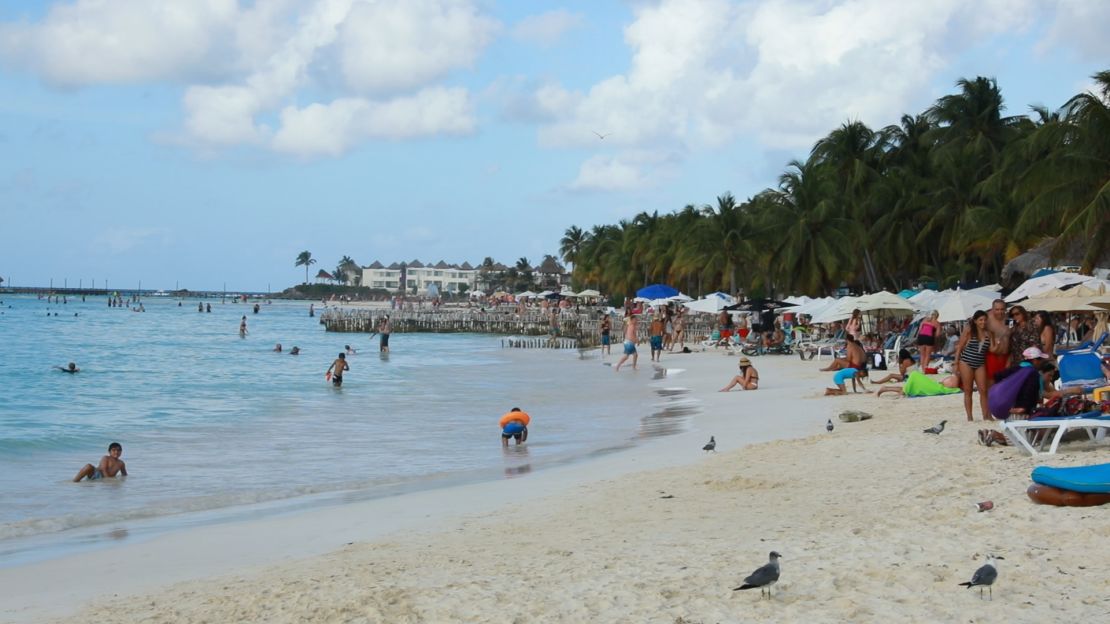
379,315,392,353
985,299,1011,388
615,310,639,372
649,311,664,362
73,442,127,482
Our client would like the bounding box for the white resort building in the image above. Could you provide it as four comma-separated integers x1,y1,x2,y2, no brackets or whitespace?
358,257,567,295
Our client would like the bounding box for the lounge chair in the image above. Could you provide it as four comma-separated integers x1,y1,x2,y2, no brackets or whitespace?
1001,412,1110,455
1058,350,1109,394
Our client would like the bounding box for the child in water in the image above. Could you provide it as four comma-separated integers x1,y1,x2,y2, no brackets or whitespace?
73,442,127,482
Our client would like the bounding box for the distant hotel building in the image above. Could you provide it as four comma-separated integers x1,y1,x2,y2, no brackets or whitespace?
358,258,566,295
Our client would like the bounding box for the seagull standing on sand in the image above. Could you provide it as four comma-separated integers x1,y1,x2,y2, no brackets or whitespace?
733,551,781,599
826,419,834,432
924,420,947,435
959,554,1002,600
702,436,716,452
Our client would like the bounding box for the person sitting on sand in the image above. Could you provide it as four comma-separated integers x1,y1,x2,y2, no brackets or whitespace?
73,442,127,482
327,352,349,387
871,349,915,384
820,334,866,372
720,356,759,391
875,370,961,398
500,407,530,446
55,362,80,374
824,367,868,396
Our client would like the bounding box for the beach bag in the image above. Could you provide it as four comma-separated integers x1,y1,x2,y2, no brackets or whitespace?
988,366,1038,420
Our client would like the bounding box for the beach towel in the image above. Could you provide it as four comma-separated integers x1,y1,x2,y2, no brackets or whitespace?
902,371,960,397
988,366,1039,420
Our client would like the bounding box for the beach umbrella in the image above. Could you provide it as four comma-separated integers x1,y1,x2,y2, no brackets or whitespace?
810,296,860,324
853,290,917,313
789,296,835,317
536,290,555,297
683,297,730,314
930,289,995,322
725,298,796,312
636,283,679,300
1022,278,1110,312
575,289,601,297
517,290,537,298
668,292,694,302
1004,272,1090,302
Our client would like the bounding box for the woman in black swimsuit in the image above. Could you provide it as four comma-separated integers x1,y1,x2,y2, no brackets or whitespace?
955,310,992,421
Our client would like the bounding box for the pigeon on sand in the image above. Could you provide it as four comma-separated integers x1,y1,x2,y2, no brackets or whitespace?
702,436,716,452
923,420,947,435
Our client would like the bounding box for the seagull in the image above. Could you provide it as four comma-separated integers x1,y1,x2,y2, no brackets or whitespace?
959,554,1002,600
702,436,716,452
592,130,612,139
826,419,834,432
733,551,781,599
923,420,947,435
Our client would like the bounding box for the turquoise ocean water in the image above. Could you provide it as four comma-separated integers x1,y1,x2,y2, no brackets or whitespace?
0,294,693,564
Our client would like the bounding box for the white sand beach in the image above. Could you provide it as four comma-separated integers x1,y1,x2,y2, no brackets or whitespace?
6,349,1110,623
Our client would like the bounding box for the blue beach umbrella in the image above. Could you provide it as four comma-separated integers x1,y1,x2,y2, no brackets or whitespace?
636,284,679,300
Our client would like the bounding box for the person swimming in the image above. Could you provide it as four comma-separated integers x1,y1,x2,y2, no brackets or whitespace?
55,362,80,374
290,346,301,355
273,343,283,352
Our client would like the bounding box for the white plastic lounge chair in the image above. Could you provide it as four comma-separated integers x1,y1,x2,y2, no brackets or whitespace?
1001,414,1110,455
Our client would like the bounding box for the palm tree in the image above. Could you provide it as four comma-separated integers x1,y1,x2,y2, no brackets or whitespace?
295,251,316,285
560,226,586,270
334,256,358,285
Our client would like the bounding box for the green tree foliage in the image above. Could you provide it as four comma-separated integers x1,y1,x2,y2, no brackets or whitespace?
294,251,316,285
562,71,1110,297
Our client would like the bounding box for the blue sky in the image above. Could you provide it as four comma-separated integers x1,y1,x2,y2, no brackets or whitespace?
0,0,1106,292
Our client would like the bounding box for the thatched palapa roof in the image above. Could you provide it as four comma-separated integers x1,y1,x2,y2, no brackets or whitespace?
1002,236,1110,281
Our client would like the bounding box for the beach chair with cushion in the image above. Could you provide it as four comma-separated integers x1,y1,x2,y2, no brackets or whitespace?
1001,412,1110,455
1058,351,1108,394
1056,331,1106,355
810,328,846,361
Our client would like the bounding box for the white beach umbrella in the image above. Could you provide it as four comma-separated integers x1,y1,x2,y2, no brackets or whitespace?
1022,278,1110,312
908,289,939,310
704,291,737,305
789,296,834,317
810,296,860,324
668,292,694,302
683,297,729,314
575,289,601,297
517,290,537,298
1004,272,1090,302
930,289,996,323
854,290,917,313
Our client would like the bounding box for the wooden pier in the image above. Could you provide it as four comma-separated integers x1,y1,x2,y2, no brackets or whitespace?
319,307,716,349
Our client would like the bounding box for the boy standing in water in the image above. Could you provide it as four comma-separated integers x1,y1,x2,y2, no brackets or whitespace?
73,442,127,482
327,352,349,386
615,310,639,372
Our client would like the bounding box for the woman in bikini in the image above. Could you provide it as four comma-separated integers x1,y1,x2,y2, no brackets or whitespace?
1032,310,1056,359
720,356,759,391
955,310,992,421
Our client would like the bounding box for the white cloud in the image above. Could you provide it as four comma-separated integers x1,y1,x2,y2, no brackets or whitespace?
0,0,239,86
1039,0,1110,62
570,152,675,192
511,10,584,46
532,0,1096,191
336,0,497,95
271,87,475,156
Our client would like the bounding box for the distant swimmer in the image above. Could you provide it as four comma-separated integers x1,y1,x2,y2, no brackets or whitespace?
290,346,301,355
198,302,203,312
500,407,531,446
345,344,356,355
274,343,283,353
55,362,80,374
206,303,211,313
73,442,127,482
326,352,349,386
309,303,315,317
239,315,248,337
